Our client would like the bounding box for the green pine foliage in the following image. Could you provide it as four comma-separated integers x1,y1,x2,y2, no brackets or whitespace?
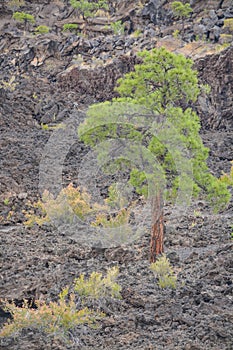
78,47,230,212
150,254,177,289
35,25,50,34
171,1,192,20
12,11,35,24
115,48,200,109
63,23,78,32
171,2,192,38
110,20,125,35
70,0,108,19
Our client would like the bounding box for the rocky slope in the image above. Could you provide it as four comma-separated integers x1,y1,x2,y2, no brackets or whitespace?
0,0,233,349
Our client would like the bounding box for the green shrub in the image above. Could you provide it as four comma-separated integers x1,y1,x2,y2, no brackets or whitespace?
224,18,233,31
220,33,233,43
91,208,130,228
74,266,122,299
12,11,35,24
70,0,108,19
35,25,50,34
220,161,233,187
63,23,79,32
171,1,192,19
173,29,180,39
3,198,10,206
0,289,103,340
150,254,177,289
104,182,132,209
171,1,192,38
110,20,125,35
132,29,142,37
24,182,134,230
0,267,122,341
24,184,104,227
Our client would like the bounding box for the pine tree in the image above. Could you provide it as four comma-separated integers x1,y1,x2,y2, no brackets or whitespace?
171,1,192,38
78,47,230,262
12,11,35,31
70,0,108,20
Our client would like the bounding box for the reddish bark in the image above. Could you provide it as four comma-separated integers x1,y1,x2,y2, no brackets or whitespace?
150,192,164,263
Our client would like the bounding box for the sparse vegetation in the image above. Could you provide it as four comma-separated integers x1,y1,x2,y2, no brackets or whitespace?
23,180,135,230
3,198,10,206
220,161,233,187
41,123,66,131
171,1,192,20
74,266,122,299
24,184,104,227
0,289,104,341
0,76,17,92
223,18,233,31
7,0,25,10
0,0,233,347
171,1,192,38
220,33,233,43
63,23,79,32
105,183,129,209
150,254,177,289
0,267,122,341
12,11,35,28
132,28,142,37
35,25,50,34
173,29,180,39
110,20,125,35
92,208,130,228
70,0,108,19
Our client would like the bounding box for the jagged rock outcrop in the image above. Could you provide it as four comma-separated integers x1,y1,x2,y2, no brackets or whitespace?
196,45,233,130
58,54,139,103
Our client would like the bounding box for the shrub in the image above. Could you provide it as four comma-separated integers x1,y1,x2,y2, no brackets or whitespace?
35,25,50,34
110,20,125,35
7,0,25,10
224,18,233,31
23,196,49,227
171,1,192,38
74,266,122,299
3,198,10,206
12,11,35,24
173,29,180,39
220,161,233,187
24,184,104,227
70,0,108,20
220,33,233,43
0,76,17,92
92,208,130,228
63,23,78,32
0,289,103,340
171,1,192,19
150,254,177,289
132,29,142,38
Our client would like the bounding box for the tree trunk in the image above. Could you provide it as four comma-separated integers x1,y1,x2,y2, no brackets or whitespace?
150,192,164,263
